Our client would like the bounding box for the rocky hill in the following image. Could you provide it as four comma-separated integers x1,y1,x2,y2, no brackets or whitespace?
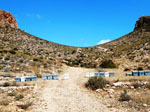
99,16,150,70
0,9,149,74
0,10,106,74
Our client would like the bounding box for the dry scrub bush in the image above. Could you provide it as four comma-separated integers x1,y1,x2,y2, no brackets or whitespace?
119,90,132,101
85,76,109,90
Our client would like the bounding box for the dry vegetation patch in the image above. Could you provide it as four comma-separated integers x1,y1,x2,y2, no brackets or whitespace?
0,80,38,112
89,78,150,112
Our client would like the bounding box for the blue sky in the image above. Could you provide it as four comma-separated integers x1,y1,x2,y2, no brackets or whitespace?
1,0,150,47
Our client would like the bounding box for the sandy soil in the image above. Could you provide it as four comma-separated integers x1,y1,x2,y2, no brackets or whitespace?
32,66,123,112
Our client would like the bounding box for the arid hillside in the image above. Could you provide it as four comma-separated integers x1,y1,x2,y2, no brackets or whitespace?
0,9,150,74
98,16,150,70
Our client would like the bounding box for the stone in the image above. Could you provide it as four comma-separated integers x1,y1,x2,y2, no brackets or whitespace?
108,89,115,94
8,90,12,93
143,103,148,107
113,82,124,87
109,94,113,98
17,109,23,112
103,88,108,91
112,86,116,89
0,10,18,28
130,86,134,89
141,81,148,85
96,89,102,92
106,84,110,87
134,16,150,32
16,101,25,106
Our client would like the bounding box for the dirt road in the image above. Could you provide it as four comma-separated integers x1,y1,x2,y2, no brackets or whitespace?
33,67,122,112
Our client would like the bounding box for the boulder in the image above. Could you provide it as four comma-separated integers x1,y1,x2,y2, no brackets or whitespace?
134,16,150,32
0,10,18,28
113,82,124,87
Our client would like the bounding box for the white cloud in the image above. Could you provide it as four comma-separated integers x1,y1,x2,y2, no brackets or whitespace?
35,14,41,19
26,13,42,19
97,39,111,45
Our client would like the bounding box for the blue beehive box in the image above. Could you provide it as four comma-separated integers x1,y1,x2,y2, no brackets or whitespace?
109,72,115,77
132,71,139,76
94,72,99,76
25,76,37,81
138,71,144,76
126,73,132,76
15,77,21,82
25,77,32,81
99,72,105,77
47,75,53,80
32,76,37,81
52,75,59,80
42,75,47,80
145,71,150,76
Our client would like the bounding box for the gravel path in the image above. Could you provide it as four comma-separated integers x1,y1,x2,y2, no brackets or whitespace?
33,67,123,112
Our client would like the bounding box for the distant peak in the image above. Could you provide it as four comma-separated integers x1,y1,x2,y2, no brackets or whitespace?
0,9,18,29
134,16,150,32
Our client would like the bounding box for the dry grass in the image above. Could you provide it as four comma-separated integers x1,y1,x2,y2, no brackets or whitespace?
7,91,17,96
0,108,14,112
119,90,132,101
0,79,39,112
17,102,32,110
131,90,150,105
15,94,24,101
0,100,10,106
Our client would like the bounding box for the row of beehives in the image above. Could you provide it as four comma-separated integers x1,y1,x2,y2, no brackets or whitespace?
126,71,150,76
85,72,115,78
15,74,59,82
42,74,59,80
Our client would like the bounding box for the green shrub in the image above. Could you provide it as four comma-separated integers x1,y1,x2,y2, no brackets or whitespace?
72,60,80,66
4,56,10,60
85,76,109,90
33,58,39,62
132,83,142,89
146,84,150,89
7,91,17,96
11,81,18,86
36,72,41,78
17,102,32,110
124,68,130,71
15,94,24,101
3,82,10,87
0,66,4,70
80,63,87,67
80,62,97,68
0,100,10,106
119,90,132,101
144,46,150,50
9,50,16,54
24,83,28,86
100,60,117,68
3,50,8,53
71,50,76,54
137,67,143,71
13,48,18,50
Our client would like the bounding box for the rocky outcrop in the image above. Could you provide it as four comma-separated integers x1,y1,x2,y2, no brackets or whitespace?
134,16,150,31
0,10,18,29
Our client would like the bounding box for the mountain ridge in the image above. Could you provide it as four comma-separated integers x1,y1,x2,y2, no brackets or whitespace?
0,9,150,74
